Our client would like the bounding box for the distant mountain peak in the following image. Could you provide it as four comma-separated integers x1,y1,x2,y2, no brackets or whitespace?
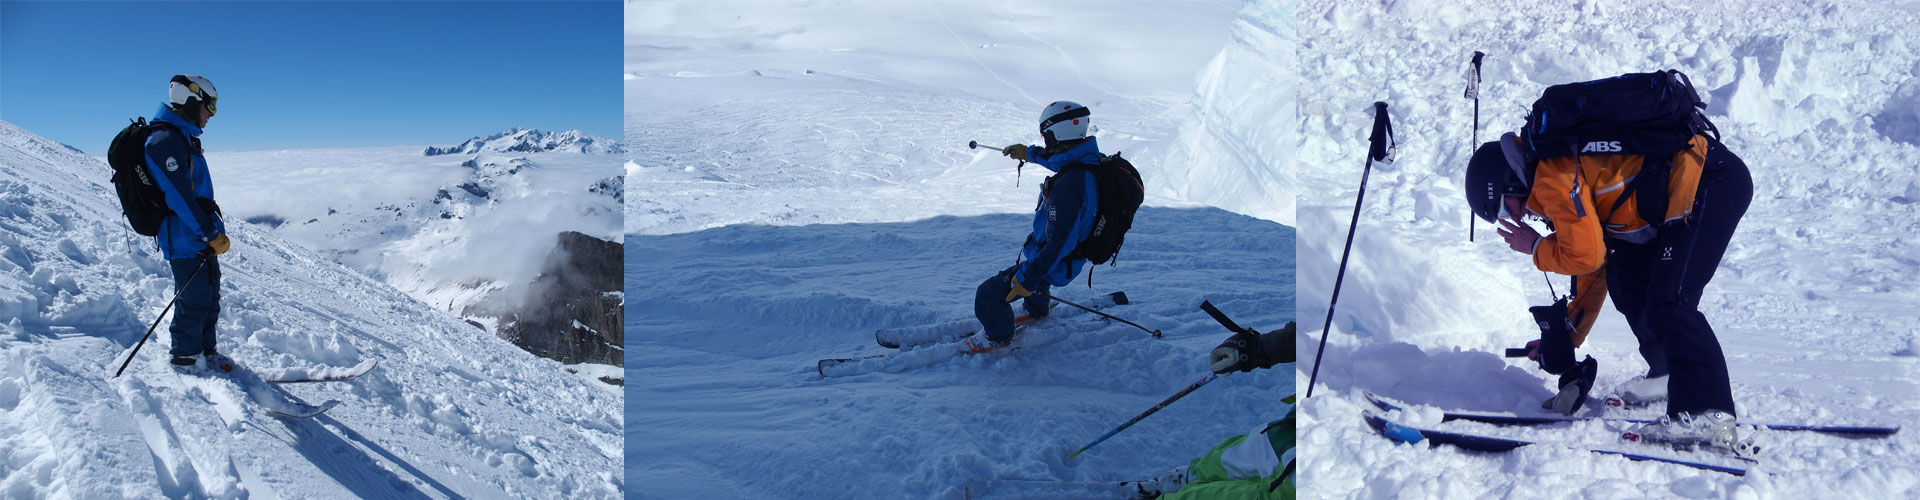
424,128,625,156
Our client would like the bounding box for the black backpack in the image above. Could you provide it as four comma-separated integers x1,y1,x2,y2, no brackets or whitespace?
1520,70,1718,224
107,118,176,236
1056,152,1144,265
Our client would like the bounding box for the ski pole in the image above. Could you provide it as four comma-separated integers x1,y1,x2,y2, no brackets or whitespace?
971,140,1027,185
114,258,207,378
1066,371,1220,461
1050,294,1161,338
1465,51,1484,242
1305,102,1394,399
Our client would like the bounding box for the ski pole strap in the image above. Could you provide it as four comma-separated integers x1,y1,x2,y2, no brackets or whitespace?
1369,101,1396,164
1199,300,1255,335
1066,372,1220,460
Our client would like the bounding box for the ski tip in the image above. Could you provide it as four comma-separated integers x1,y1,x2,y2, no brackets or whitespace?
1362,392,1403,413
1362,411,1428,445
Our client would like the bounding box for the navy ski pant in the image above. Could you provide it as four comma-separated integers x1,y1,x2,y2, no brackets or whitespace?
1605,139,1751,418
974,263,1051,343
166,255,222,358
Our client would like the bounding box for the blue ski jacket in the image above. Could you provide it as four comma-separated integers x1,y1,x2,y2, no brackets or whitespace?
1015,138,1101,288
144,104,224,260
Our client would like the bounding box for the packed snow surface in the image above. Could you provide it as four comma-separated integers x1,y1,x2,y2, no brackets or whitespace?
1294,0,1920,498
0,120,623,498
627,0,1298,498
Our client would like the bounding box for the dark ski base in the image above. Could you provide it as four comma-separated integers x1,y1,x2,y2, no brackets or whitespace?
1362,411,1753,476
1365,392,1901,436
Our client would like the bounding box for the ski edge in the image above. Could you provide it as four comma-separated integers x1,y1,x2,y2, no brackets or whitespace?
1362,411,1750,476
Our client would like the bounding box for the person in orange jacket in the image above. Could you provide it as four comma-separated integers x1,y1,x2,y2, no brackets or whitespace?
1464,126,1751,423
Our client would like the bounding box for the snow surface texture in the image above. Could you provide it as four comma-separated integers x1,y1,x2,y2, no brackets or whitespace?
629,210,1294,499
625,0,1296,234
627,0,1298,498
210,130,625,373
0,120,623,498
1294,1,1920,498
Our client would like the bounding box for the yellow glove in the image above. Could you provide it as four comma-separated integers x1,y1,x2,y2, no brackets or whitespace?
1004,276,1034,302
1001,144,1028,162
207,234,231,255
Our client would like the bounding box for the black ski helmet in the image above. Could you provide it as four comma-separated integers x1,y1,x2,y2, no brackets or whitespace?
1464,132,1532,223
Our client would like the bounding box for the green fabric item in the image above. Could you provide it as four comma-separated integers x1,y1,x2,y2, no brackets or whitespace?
1161,407,1296,500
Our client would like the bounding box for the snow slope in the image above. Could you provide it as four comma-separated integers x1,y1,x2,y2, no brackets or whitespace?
0,120,622,498
628,209,1294,499
1293,0,1920,498
625,0,1296,234
626,0,1299,497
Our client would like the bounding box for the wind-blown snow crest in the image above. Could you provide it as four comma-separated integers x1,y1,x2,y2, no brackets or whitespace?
1295,1,1920,498
1165,0,1299,225
0,120,622,498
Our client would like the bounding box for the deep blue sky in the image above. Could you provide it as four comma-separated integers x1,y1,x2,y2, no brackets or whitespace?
2,1,620,154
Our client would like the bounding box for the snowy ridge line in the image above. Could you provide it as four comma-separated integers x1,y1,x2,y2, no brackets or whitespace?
1363,411,1754,476
1366,392,1903,436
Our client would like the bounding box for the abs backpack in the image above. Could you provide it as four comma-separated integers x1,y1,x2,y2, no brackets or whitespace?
1061,152,1144,265
107,118,175,236
1520,70,1718,225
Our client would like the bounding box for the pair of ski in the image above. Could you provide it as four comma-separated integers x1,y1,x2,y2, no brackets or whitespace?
1362,391,1901,476
249,359,382,418
816,292,1130,378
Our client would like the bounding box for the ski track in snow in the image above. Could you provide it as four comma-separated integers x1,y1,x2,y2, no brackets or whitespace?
0,120,622,498
1295,1,1920,498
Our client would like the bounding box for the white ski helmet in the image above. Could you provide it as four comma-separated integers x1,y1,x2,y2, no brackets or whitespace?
168,74,218,118
1039,101,1090,145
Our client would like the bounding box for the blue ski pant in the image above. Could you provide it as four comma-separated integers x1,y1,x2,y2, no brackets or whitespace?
166,255,222,358
974,263,1051,343
1605,139,1751,418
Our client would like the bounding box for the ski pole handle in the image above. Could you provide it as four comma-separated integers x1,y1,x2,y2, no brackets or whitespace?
1504,347,1530,358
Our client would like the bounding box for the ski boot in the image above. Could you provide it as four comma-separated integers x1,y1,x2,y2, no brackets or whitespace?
1605,374,1669,408
1542,355,1598,415
962,336,1009,353
1128,465,1189,499
1623,410,1767,458
202,351,235,373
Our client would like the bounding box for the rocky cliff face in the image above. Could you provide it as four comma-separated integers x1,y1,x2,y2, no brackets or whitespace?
486,231,624,368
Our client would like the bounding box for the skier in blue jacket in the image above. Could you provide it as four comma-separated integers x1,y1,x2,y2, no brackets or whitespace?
146,74,233,372
967,101,1102,352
